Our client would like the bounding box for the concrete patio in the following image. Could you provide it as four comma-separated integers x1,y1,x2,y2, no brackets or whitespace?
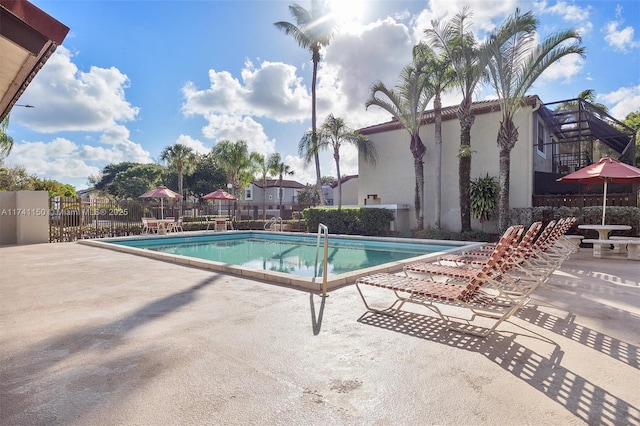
1,241,638,425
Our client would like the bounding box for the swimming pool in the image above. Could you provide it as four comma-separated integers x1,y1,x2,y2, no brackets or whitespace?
81,231,480,291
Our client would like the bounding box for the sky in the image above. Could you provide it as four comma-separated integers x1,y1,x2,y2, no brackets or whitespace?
5,0,640,190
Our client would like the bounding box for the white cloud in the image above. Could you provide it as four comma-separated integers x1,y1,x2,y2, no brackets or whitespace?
6,127,152,188
603,20,640,53
182,60,310,122
285,154,318,186
320,17,415,129
7,129,151,173
6,138,101,182
15,46,139,133
175,134,210,155
537,54,585,83
201,114,276,158
600,85,640,120
536,1,593,35
4,47,153,189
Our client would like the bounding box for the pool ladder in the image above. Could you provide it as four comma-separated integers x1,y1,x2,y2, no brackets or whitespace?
264,216,283,231
314,223,329,297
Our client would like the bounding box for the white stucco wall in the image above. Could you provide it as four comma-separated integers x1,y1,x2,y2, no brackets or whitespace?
359,104,536,232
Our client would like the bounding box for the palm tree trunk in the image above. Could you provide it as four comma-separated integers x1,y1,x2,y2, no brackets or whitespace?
262,176,267,220
434,95,443,229
414,156,425,231
311,58,324,205
458,100,474,232
177,166,183,217
497,117,518,232
334,152,342,210
410,134,426,231
498,147,511,233
279,176,283,217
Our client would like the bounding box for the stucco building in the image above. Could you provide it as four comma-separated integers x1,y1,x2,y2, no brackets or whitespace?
358,95,636,232
239,179,305,219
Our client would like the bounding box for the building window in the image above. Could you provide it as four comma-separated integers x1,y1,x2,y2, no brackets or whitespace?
536,118,546,158
245,186,252,200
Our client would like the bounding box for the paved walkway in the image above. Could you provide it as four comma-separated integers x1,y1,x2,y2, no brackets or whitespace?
1,242,639,425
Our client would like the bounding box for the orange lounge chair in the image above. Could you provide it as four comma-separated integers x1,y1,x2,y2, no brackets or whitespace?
355,226,530,337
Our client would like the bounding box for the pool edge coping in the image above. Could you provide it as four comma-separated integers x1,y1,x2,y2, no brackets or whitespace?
79,231,483,293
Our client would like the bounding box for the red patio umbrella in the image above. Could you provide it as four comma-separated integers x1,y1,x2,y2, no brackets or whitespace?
203,189,238,215
139,185,182,219
557,157,640,225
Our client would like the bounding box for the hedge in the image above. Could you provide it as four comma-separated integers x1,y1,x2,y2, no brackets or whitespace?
301,207,395,236
509,206,640,236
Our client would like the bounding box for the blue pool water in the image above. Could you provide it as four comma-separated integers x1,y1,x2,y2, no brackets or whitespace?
110,232,455,278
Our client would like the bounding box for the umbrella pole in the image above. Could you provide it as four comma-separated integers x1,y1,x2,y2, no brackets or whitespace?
161,198,164,219
601,180,608,225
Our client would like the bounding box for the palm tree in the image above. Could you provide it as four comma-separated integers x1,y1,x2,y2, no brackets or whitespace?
302,114,378,209
556,89,609,114
213,140,255,194
160,143,197,215
413,42,455,229
0,115,14,159
267,153,294,217
424,6,494,232
365,63,434,230
275,0,336,205
252,153,270,220
485,8,585,231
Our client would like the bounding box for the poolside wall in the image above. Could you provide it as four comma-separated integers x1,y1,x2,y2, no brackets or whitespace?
0,191,49,245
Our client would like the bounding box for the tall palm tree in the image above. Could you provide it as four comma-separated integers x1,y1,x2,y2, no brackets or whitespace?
0,115,14,159
485,8,585,231
160,143,197,215
413,42,455,229
424,6,493,232
302,114,378,210
365,63,434,230
275,0,336,205
267,153,294,217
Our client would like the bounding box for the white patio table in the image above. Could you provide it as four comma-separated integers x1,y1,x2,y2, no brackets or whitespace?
578,224,631,240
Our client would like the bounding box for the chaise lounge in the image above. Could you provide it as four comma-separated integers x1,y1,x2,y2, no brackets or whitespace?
355,226,532,337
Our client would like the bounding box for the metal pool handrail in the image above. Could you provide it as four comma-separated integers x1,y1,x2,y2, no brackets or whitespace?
314,223,329,297
264,216,283,231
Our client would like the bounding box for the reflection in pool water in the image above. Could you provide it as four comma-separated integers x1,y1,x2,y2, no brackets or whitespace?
111,233,455,278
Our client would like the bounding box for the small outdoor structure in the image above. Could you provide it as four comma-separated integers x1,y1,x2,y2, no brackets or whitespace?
0,190,49,245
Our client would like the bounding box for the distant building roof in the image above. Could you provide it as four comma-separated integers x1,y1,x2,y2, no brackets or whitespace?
329,175,358,188
253,179,306,189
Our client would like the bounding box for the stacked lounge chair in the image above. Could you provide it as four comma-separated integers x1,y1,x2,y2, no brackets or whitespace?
355,218,578,337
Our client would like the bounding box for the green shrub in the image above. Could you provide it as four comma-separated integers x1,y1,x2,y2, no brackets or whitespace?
414,228,494,242
470,174,498,223
508,206,640,236
301,207,394,236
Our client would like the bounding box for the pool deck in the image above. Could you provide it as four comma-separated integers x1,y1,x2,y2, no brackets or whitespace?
1,241,639,425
